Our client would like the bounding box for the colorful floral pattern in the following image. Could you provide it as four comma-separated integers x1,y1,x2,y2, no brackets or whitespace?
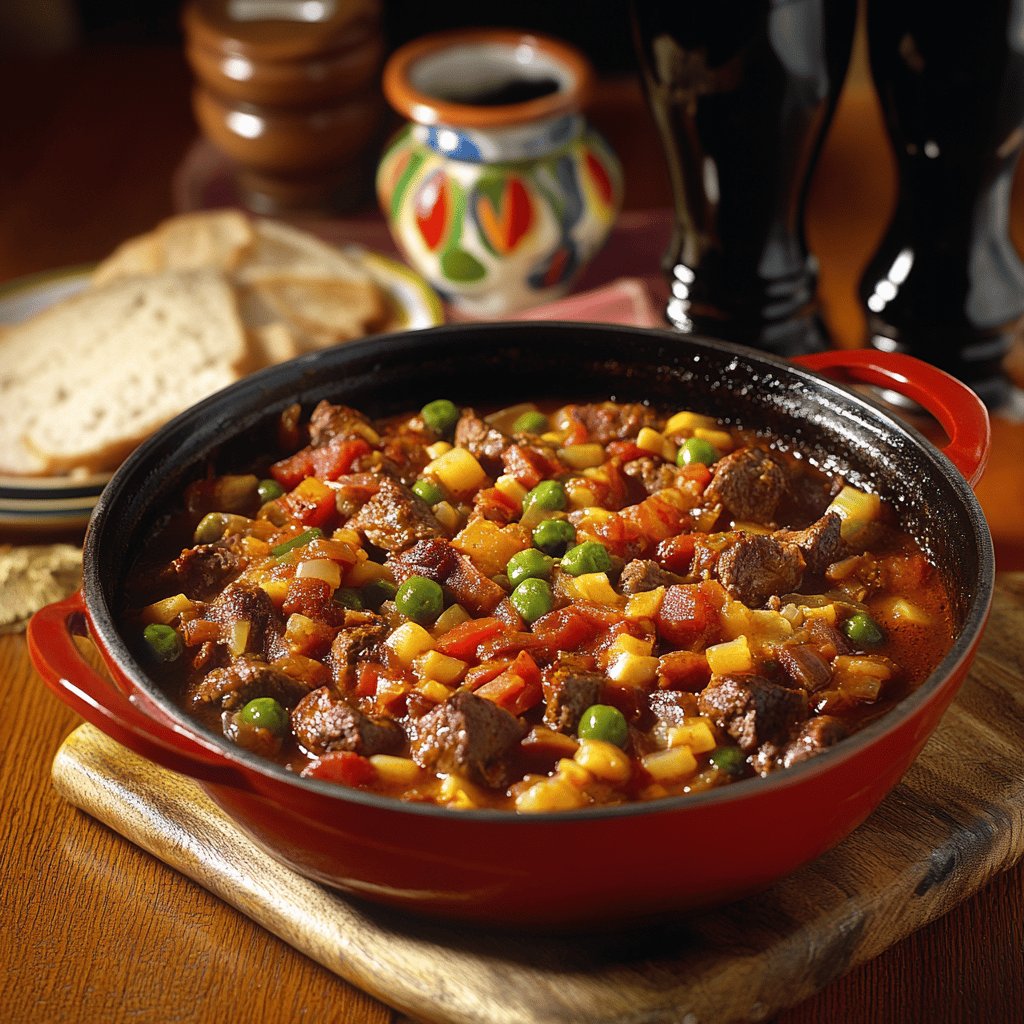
377,124,621,315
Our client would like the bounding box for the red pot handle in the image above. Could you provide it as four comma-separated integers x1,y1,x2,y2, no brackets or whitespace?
27,591,256,793
792,349,991,488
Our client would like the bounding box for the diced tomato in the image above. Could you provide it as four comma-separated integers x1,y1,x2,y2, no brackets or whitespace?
474,653,544,715
464,660,511,689
622,491,688,544
657,650,711,692
270,448,316,489
472,487,521,525
353,662,382,698
434,617,505,660
655,584,713,648
271,438,371,489
280,477,337,529
531,606,604,654
301,750,376,787
679,462,713,490
655,533,696,574
582,512,648,560
606,440,647,463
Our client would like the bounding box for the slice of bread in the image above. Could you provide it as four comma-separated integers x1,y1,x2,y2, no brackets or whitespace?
249,274,386,343
237,218,377,285
0,270,249,475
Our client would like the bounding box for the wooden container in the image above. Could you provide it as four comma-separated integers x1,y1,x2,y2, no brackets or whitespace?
182,0,386,214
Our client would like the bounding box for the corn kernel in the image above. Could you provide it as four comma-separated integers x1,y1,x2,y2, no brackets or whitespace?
140,593,194,625
574,739,632,783
626,586,665,621
664,410,719,435
368,755,422,786
642,745,698,782
555,758,593,786
706,635,753,674
514,775,588,813
607,650,660,687
426,441,452,459
558,443,606,469
413,649,467,685
664,718,717,754
425,448,488,498
386,622,434,666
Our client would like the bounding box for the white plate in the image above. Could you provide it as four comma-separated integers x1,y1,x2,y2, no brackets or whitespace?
0,252,444,531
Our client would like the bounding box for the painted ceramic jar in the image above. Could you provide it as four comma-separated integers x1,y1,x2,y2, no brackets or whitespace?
377,29,622,316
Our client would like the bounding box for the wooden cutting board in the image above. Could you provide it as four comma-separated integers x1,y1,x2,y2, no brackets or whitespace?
51,574,1024,1024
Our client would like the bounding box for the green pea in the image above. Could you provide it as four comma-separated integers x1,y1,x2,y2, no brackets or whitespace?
676,437,720,467
709,745,746,777
421,399,460,437
532,518,576,556
560,540,612,577
510,577,554,624
412,477,445,506
577,704,628,748
512,410,549,434
333,587,364,611
271,527,323,557
842,611,885,648
142,623,183,663
238,697,289,737
524,480,567,514
361,578,397,612
506,548,554,588
257,478,284,503
395,575,444,623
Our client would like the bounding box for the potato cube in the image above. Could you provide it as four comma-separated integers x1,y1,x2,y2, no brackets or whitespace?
141,593,194,625
557,443,606,469
425,448,488,497
693,427,735,452
514,775,588,813
574,739,632,783
607,633,654,658
571,572,623,606
827,485,882,541
343,558,392,588
368,755,422,786
386,622,434,666
642,745,698,782
607,650,660,687
625,586,665,621
665,718,717,754
413,649,468,686
706,635,753,674
431,603,471,637
636,426,676,462
494,474,527,507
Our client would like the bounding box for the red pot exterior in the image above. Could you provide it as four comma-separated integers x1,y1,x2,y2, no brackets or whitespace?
30,324,994,928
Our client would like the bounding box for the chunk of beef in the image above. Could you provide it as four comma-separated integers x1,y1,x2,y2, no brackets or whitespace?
779,715,847,767
171,540,245,599
308,400,373,447
326,613,388,687
563,402,655,443
704,447,789,524
775,642,833,692
648,689,700,725
776,511,844,575
206,582,284,657
389,537,505,615
348,474,444,554
697,674,807,753
619,558,681,595
410,689,526,788
716,533,806,607
543,664,604,734
453,410,512,472
189,655,310,710
291,686,403,756
623,457,680,495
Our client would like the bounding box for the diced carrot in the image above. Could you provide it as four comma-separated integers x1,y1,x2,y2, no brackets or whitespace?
656,584,713,648
655,533,696,574
656,650,712,691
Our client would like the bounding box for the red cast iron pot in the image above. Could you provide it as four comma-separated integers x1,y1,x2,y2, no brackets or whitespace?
28,324,994,928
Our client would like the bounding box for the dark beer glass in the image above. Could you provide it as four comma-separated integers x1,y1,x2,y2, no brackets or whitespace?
860,0,1024,406
631,0,857,355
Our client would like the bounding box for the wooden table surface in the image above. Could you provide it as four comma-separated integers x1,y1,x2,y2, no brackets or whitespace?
2,41,1023,1024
